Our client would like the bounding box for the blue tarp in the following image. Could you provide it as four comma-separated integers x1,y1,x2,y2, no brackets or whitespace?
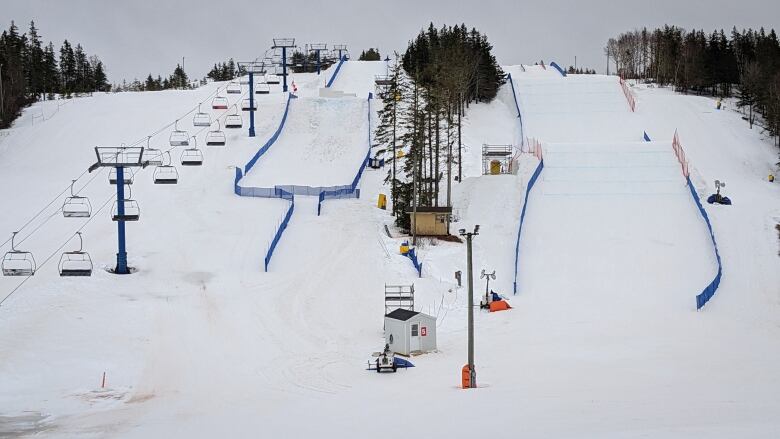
549,61,567,77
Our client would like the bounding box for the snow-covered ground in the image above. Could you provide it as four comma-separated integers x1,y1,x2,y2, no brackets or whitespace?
0,60,778,439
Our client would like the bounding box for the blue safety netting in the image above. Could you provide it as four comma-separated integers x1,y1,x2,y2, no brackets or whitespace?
506,73,525,144
265,190,295,272
512,159,545,295
549,61,567,77
644,132,723,309
326,55,347,88
406,247,423,278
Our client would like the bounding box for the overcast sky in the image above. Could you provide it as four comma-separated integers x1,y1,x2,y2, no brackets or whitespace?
2,0,777,82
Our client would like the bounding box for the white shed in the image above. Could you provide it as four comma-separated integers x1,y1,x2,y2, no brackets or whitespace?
384,309,437,356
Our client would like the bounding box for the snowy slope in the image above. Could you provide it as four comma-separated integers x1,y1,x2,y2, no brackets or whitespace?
328,60,389,97
241,97,369,188
0,60,779,439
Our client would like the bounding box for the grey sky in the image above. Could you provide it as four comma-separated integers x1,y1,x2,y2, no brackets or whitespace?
2,0,777,82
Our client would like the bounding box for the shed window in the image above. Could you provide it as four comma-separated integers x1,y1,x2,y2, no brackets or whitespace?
436,214,447,224
411,324,419,337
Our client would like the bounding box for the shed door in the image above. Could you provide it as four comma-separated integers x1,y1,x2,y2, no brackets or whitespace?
410,323,420,351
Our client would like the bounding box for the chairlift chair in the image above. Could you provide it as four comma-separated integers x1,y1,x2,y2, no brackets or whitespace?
226,81,242,94
241,98,257,111
111,186,140,221
193,104,211,127
109,167,134,185
181,137,204,166
255,83,271,94
266,73,280,85
142,136,163,166
212,95,229,110
225,107,243,129
206,121,227,146
62,180,92,218
2,232,36,276
58,232,93,277
169,119,190,146
153,152,179,184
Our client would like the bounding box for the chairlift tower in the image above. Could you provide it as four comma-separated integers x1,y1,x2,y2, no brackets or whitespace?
88,146,147,274
333,44,348,61
309,43,327,75
237,61,266,137
272,38,296,92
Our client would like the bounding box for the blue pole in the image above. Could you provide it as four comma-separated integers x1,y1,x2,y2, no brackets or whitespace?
282,47,289,93
115,166,128,274
316,49,321,75
248,72,255,137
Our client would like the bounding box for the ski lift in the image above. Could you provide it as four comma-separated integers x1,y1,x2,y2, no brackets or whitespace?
212,94,229,110
2,232,36,276
241,98,257,111
226,81,242,94
267,74,280,85
109,167,134,185
111,185,140,221
255,83,271,94
62,179,92,218
206,120,226,146
193,104,211,127
142,137,163,166
225,106,243,129
153,152,179,184
181,137,204,166
58,232,93,277
169,119,190,146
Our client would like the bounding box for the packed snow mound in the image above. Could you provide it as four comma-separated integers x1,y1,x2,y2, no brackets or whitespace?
242,97,369,188
511,73,641,142
542,141,686,195
328,60,388,97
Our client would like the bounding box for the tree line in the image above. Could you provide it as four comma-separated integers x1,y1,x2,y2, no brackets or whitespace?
605,26,780,146
0,20,109,128
374,23,506,232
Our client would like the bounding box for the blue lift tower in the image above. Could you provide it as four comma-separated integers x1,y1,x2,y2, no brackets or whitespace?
88,146,147,274
272,38,296,93
237,61,267,137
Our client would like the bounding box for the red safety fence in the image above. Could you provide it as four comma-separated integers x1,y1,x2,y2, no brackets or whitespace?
619,75,636,112
522,137,543,161
672,130,690,177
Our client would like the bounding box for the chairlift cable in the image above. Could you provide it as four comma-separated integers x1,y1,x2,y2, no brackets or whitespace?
0,193,115,308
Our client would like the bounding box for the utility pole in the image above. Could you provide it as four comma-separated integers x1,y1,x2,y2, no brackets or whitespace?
459,225,480,389
0,63,4,122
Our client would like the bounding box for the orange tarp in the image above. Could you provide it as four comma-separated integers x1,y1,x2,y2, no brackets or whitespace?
489,300,511,312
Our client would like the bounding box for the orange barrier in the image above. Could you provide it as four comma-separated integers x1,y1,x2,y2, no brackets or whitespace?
619,75,636,112
672,130,690,177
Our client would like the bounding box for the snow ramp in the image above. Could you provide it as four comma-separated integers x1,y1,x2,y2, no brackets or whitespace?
327,60,388,96
510,73,641,142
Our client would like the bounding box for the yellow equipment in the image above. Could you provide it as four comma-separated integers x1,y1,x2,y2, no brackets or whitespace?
400,241,409,255
378,193,387,210
396,150,405,159
770,174,775,183
490,160,501,175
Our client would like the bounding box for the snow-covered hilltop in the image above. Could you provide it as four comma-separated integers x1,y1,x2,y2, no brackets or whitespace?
0,58,779,438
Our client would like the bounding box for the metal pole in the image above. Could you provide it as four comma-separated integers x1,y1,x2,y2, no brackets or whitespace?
248,72,255,137
316,49,321,75
282,48,289,93
0,63,4,121
116,167,128,274
466,232,476,388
